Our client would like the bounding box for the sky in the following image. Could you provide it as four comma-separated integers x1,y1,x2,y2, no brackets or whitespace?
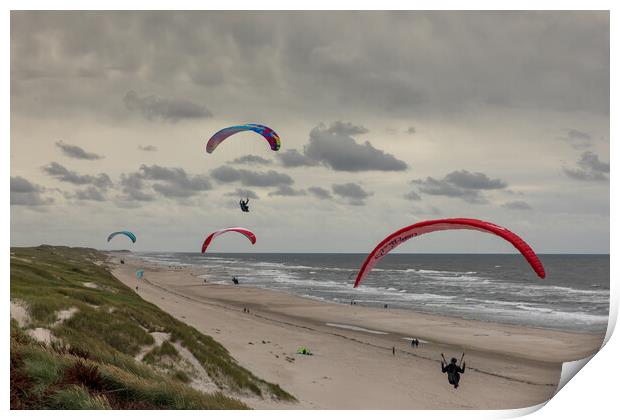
10,11,610,253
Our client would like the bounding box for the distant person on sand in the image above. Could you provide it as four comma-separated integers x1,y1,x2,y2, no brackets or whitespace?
232,276,239,285
384,304,388,309
441,354,466,389
415,339,420,348
392,346,395,356
411,339,415,348
120,259,124,264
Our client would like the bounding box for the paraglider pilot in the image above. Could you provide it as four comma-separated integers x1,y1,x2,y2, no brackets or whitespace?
441,353,466,389
239,198,250,213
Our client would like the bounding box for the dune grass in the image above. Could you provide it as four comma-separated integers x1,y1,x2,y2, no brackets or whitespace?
10,245,295,409
11,322,247,409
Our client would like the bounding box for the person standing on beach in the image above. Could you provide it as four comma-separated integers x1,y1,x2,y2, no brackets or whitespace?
392,346,395,356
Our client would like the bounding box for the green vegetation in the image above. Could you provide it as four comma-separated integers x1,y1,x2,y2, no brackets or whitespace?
11,245,295,409
143,340,180,365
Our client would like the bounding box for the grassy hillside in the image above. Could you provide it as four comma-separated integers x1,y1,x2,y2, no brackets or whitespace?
10,245,294,409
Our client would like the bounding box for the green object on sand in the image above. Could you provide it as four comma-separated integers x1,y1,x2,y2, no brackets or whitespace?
296,346,313,355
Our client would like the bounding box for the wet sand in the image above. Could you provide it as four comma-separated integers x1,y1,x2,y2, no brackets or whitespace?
110,256,604,409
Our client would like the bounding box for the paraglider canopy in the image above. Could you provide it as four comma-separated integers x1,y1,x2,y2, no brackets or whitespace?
206,124,281,154
135,270,144,279
107,231,137,243
354,218,545,288
201,227,257,254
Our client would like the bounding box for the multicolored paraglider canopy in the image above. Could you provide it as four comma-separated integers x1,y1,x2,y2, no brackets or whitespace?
107,231,137,243
206,124,281,153
354,218,545,288
201,227,257,254
135,270,144,279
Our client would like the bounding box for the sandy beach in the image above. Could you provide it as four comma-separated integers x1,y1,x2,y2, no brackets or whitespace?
111,255,605,409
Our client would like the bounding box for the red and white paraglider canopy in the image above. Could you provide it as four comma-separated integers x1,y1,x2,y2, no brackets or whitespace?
354,218,545,288
201,227,257,254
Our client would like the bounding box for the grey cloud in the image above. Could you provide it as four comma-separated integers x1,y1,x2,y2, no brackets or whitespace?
502,200,533,210
229,155,273,165
73,186,106,201
139,164,212,197
56,141,103,160
578,151,609,173
11,12,609,120
10,176,53,206
42,162,112,189
151,183,196,198
332,182,373,205
325,121,369,136
11,176,39,193
11,193,53,206
268,186,307,197
414,177,483,201
278,149,319,168
210,166,241,183
563,151,609,181
403,190,421,201
116,164,212,202
444,170,506,190
568,129,591,141
413,177,486,204
138,144,157,152
119,172,154,202
308,186,332,200
123,90,212,122
211,165,293,187
303,123,408,172
225,188,259,199
560,129,593,149
413,169,507,203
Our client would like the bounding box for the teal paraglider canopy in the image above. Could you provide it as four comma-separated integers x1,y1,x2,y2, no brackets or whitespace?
136,270,144,279
107,231,137,243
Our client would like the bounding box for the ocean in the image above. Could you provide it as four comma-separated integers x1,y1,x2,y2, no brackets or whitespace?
134,252,610,333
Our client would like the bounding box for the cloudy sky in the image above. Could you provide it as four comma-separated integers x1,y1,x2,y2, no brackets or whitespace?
10,11,609,253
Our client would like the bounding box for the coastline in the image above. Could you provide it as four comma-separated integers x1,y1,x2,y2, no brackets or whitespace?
111,254,605,409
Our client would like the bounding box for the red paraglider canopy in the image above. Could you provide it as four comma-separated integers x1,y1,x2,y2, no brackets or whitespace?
354,218,545,288
201,227,257,254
